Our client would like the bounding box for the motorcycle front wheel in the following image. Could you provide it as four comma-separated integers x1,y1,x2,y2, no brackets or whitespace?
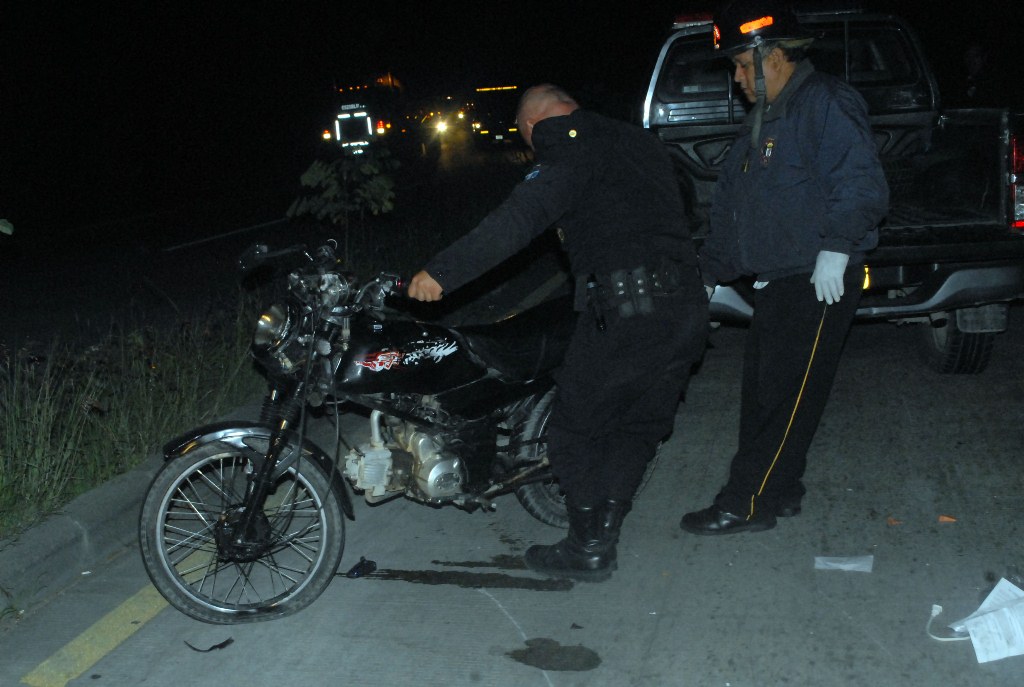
139,441,345,624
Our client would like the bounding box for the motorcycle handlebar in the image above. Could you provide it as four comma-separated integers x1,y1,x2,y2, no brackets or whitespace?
237,243,313,274
356,272,406,309
239,242,409,309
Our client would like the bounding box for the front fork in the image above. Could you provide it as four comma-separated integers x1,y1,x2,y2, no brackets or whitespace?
232,383,304,553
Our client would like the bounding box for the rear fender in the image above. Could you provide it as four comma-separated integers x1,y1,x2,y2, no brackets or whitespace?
163,421,355,520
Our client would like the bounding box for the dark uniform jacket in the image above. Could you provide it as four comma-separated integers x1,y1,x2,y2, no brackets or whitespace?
425,109,700,301
700,60,889,285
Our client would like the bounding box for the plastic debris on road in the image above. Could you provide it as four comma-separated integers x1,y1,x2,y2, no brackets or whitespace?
813,555,874,572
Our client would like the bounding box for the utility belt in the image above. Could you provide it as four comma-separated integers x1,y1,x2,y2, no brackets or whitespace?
575,262,687,330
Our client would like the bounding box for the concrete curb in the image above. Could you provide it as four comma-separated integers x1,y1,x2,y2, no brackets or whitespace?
0,452,163,615
0,402,266,617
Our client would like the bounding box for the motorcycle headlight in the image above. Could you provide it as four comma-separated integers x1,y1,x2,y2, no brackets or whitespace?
253,304,291,351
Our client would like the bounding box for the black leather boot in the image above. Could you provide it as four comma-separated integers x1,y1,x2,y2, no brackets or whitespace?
524,504,617,582
601,498,631,546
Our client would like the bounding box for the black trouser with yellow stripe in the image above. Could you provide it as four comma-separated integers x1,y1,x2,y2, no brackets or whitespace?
714,264,863,519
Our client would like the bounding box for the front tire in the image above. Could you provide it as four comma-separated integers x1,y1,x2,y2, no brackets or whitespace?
139,440,345,624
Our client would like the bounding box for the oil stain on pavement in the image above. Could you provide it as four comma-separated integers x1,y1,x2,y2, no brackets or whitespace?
340,553,572,591
506,638,601,671
360,568,572,591
431,554,527,569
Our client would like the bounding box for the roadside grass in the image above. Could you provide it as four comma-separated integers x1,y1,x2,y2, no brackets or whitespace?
0,294,266,540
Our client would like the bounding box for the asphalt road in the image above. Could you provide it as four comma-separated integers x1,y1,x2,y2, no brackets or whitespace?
1,302,1022,686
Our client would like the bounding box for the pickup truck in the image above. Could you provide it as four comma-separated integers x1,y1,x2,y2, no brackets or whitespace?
642,4,1024,372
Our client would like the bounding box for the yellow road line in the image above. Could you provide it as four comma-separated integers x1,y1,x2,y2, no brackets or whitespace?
21,585,167,687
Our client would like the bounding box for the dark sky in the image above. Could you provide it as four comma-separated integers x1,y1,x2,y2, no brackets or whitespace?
1,1,1018,232
1,2,684,229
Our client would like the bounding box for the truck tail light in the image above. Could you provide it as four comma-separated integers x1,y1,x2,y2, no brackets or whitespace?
1012,132,1024,233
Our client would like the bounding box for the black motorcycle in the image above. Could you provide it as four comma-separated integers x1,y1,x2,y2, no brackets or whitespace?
138,242,574,624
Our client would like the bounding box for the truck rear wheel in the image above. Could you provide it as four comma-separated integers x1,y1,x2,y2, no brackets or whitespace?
919,315,994,374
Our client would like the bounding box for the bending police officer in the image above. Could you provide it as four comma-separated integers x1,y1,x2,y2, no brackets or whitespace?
408,84,708,580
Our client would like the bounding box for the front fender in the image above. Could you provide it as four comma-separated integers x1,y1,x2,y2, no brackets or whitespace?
163,421,355,521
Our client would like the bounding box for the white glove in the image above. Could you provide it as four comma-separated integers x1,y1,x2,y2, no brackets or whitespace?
809,250,849,304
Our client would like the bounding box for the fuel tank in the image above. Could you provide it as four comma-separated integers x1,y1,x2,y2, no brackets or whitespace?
334,317,486,394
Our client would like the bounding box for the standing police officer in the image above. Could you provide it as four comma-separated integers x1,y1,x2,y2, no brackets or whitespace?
409,84,708,580
679,1,889,535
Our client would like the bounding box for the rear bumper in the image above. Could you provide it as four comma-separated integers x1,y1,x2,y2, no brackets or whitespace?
709,259,1024,322
858,261,1024,318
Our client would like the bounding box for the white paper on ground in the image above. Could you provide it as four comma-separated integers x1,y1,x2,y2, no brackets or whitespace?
813,555,874,572
949,578,1024,663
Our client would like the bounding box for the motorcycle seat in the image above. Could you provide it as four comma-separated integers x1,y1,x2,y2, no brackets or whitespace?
452,295,576,382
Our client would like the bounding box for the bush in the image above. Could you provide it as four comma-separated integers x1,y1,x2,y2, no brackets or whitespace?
286,144,400,265
0,295,266,539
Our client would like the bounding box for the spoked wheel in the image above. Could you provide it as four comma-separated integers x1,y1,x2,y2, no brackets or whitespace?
139,441,345,624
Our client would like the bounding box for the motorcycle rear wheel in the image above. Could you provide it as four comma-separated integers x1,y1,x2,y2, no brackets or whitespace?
509,389,662,529
139,441,345,624
512,388,569,529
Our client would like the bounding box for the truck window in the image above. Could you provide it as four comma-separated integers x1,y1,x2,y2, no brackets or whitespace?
654,33,745,124
338,113,372,141
653,20,932,120
809,23,916,86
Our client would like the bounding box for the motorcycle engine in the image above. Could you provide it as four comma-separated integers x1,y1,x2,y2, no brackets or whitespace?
391,422,466,502
345,417,466,504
